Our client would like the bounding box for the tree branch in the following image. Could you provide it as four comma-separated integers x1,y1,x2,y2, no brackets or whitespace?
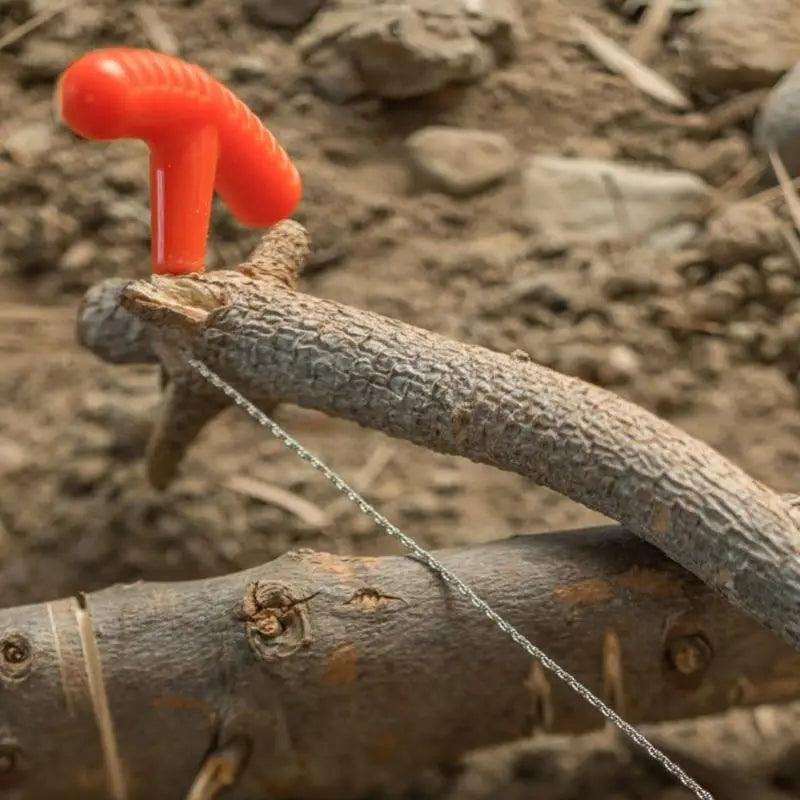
1,526,798,799
76,222,800,650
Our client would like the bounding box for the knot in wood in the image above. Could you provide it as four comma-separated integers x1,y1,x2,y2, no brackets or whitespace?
240,581,313,662
343,588,406,613
664,631,713,689
0,633,32,682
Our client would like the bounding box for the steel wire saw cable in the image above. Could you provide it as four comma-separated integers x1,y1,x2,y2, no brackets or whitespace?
188,356,713,800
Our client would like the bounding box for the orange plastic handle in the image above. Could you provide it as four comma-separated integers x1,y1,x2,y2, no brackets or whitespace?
57,48,302,275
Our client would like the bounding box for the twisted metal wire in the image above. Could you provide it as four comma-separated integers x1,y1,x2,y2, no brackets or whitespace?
188,357,713,800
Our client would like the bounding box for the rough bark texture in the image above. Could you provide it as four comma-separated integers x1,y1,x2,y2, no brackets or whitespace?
77,278,156,364
1,527,798,800
80,222,800,649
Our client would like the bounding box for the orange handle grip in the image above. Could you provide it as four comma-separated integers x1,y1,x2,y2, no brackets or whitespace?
57,48,302,275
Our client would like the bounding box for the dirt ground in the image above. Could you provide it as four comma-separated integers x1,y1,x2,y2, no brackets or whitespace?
2,0,800,797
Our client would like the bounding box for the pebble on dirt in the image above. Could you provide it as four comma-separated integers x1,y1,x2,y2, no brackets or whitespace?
686,0,800,92
243,0,325,28
518,156,712,243
298,0,524,100
705,201,783,269
405,126,517,197
2,122,54,165
756,62,800,178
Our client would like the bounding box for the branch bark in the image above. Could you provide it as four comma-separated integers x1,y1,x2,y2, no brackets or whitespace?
76,222,800,650
1,526,799,799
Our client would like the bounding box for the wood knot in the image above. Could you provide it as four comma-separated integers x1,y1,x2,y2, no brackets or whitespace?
0,633,33,683
664,629,713,690
240,582,314,662
342,588,406,613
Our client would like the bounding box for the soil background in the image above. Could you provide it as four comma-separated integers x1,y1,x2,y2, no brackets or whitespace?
2,0,800,797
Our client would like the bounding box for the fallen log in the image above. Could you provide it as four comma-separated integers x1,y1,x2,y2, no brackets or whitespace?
1,526,799,799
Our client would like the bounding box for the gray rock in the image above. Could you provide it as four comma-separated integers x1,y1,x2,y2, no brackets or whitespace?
406,126,517,196
299,0,524,100
686,0,800,91
2,121,54,164
647,221,700,251
597,345,640,386
756,62,800,178
60,239,99,272
705,201,783,268
609,0,705,16
345,4,489,99
519,156,712,242
228,55,269,81
305,47,367,102
243,0,325,28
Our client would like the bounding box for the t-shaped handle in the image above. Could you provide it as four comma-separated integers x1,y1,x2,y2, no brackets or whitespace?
57,48,302,274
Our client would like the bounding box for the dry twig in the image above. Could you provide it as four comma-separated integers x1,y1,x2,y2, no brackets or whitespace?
77,221,800,650
0,0,77,51
226,475,330,528
570,15,690,110
185,738,250,800
748,176,800,206
134,5,179,57
628,0,673,62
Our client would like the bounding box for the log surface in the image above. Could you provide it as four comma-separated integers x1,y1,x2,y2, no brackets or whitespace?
1,527,799,799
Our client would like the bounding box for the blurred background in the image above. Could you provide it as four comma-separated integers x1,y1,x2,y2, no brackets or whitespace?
2,0,800,796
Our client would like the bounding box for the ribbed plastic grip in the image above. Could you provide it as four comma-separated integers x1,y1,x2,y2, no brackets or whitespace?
58,48,301,273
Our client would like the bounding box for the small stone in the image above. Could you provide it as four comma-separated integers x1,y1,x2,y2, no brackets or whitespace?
62,455,109,494
671,136,750,184
0,437,28,476
504,274,571,314
443,232,527,281
689,338,730,376
346,4,490,99
519,156,712,242
761,254,795,276
228,55,269,82
2,121,54,165
686,0,800,92
647,222,700,251
726,262,762,298
462,0,524,62
60,239,99,272
597,345,640,385
104,157,147,194
305,47,366,102
243,0,324,28
690,280,743,323
406,126,516,196
431,469,463,496
610,0,705,16
756,62,800,177
18,40,74,84
299,0,524,100
764,273,798,309
705,201,783,267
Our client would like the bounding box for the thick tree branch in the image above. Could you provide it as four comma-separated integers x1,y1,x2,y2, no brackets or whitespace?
1,527,799,799
77,222,800,650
